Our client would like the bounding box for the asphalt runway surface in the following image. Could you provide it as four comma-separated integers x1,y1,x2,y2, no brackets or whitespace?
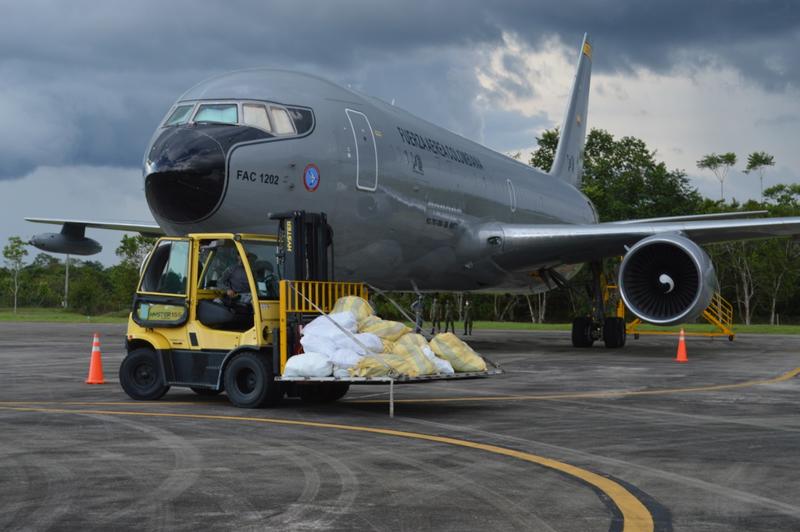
1,322,798,531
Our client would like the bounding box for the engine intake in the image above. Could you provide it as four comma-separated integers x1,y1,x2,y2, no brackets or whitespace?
619,234,716,326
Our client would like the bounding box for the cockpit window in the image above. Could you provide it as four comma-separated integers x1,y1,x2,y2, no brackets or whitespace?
167,100,313,136
270,107,296,135
288,107,313,135
242,103,272,132
165,105,194,126
194,104,238,125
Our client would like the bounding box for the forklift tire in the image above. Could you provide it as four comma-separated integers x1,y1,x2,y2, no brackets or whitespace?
299,382,350,404
224,351,281,408
571,317,594,348
119,348,170,401
325,382,350,402
190,387,222,397
603,317,627,348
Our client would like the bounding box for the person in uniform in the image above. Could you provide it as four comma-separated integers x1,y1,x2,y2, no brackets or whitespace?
430,294,441,334
443,299,455,333
463,298,474,335
411,295,424,333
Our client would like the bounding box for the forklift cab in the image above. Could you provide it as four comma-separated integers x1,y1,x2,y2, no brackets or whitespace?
121,211,340,408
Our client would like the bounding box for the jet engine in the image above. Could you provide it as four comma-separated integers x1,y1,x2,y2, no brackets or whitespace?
30,224,102,256
618,234,716,326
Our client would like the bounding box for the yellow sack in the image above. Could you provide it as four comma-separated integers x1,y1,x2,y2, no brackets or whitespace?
351,352,435,378
429,333,487,372
332,296,374,323
358,315,382,330
359,318,410,341
394,333,429,351
380,339,395,353
390,333,437,376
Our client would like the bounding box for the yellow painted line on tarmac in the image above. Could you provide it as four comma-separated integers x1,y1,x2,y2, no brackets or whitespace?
346,366,800,404
0,405,654,532
0,401,201,406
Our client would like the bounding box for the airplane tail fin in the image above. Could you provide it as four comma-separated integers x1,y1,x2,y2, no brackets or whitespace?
549,33,592,187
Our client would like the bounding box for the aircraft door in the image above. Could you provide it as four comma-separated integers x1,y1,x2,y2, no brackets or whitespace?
506,179,517,214
345,109,378,191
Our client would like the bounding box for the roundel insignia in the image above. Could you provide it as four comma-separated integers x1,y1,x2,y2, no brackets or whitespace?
303,163,320,191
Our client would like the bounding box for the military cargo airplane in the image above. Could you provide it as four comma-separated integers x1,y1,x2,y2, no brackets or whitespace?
27,34,800,347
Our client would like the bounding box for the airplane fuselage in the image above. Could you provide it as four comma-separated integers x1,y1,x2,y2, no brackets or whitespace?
144,69,596,292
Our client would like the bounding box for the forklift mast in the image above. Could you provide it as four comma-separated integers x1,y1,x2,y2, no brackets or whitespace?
270,211,334,282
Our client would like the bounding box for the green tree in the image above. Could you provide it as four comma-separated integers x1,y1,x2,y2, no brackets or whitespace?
68,260,112,315
744,151,775,200
3,236,29,313
116,235,156,267
112,235,156,310
697,152,737,201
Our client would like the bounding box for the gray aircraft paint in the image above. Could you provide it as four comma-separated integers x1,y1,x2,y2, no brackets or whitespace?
150,41,594,292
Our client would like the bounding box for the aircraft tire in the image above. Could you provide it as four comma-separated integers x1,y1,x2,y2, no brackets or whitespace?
119,348,170,401
190,387,223,396
571,317,594,347
224,351,282,408
603,317,627,348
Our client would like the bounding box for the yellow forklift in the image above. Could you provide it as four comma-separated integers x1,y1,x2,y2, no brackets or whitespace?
120,211,360,407
121,211,501,411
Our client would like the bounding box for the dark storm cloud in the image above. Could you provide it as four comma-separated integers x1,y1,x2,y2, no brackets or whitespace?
0,0,796,178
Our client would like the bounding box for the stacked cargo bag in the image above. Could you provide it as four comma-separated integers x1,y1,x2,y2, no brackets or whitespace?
394,333,454,375
332,296,375,325
389,333,437,376
283,352,333,377
429,333,487,372
351,352,432,378
358,317,411,341
293,311,360,377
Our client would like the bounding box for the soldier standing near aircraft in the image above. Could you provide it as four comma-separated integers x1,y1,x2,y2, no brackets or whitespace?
430,294,441,334
443,299,455,333
463,299,473,336
411,295,424,334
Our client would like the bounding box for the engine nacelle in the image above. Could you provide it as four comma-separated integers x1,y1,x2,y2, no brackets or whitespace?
619,234,716,326
30,233,102,256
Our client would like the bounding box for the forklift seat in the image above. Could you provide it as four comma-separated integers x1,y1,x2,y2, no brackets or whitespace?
197,299,253,331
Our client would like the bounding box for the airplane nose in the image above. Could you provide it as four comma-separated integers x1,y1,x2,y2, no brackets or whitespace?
144,126,227,223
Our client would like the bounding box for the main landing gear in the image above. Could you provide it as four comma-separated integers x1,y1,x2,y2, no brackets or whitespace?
570,262,627,349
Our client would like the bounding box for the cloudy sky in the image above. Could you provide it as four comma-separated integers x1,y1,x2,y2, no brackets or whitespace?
2,0,799,264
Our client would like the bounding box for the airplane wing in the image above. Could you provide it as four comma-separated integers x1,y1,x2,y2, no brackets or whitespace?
26,217,164,237
479,216,800,271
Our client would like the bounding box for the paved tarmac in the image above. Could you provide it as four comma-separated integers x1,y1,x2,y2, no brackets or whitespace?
0,322,798,531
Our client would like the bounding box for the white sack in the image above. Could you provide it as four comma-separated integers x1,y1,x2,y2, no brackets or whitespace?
334,332,384,355
302,311,357,338
423,346,455,375
329,348,363,369
333,366,351,378
300,334,336,356
283,352,333,378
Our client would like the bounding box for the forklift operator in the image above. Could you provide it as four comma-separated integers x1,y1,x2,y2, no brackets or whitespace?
219,253,257,306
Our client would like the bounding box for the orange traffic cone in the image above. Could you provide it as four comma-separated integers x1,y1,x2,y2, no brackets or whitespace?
675,328,688,363
85,333,105,384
